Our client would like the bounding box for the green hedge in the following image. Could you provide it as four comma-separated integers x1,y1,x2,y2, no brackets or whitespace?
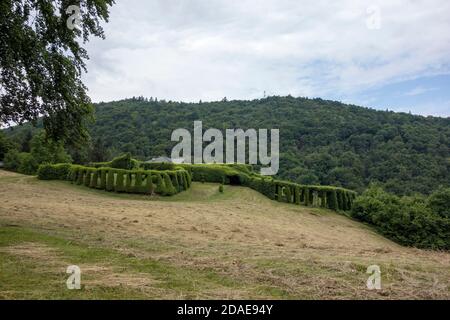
39,162,356,211
89,153,139,170
179,163,356,211
37,163,72,180
38,164,191,196
179,164,250,185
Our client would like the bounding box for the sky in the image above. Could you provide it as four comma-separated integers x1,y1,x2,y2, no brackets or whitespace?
82,0,450,117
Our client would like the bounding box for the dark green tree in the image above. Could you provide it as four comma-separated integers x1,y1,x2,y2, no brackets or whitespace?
0,131,14,160
0,0,114,144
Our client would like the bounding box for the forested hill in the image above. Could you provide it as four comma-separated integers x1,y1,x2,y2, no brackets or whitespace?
6,96,450,195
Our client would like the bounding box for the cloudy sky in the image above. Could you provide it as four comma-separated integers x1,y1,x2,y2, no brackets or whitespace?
82,0,450,117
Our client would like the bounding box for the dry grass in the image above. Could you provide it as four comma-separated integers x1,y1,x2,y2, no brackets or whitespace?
0,170,449,299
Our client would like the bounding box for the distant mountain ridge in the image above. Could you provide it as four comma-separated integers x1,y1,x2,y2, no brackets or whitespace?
5,96,450,195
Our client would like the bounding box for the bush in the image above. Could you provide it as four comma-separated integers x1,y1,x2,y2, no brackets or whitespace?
351,186,450,250
126,172,133,192
90,170,98,188
84,169,92,187
219,184,224,193
4,150,26,172
162,173,177,196
106,169,115,191
110,153,138,170
115,170,126,192
37,163,72,180
328,190,338,210
17,153,38,175
99,169,107,189
145,173,154,194
427,187,450,219
90,153,139,170
133,172,143,193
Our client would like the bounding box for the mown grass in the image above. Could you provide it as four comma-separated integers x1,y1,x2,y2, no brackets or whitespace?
0,226,252,299
1,170,449,300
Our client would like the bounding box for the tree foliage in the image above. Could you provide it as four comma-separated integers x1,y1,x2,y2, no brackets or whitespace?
351,186,450,249
0,0,114,144
4,96,450,195
4,130,71,174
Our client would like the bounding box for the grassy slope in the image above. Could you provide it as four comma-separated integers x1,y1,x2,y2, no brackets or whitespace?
0,170,449,299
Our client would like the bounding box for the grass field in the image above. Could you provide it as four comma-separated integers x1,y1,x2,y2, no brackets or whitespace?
0,170,448,299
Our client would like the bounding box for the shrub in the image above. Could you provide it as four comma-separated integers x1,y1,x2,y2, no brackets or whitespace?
304,187,310,206
427,187,450,219
106,169,115,191
154,173,165,194
110,153,138,170
219,184,224,193
115,170,126,192
328,190,338,210
90,170,98,188
3,150,19,171
284,185,292,203
17,153,38,175
162,173,177,196
337,191,344,211
294,187,300,205
133,172,143,193
4,150,27,172
84,170,92,187
125,172,133,192
76,168,85,185
37,163,71,180
99,169,107,189
145,173,154,194
351,186,450,250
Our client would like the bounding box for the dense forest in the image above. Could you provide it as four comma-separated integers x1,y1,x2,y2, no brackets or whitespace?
3,96,450,195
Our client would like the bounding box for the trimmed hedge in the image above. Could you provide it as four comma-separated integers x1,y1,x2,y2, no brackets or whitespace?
38,162,356,211
90,153,139,170
38,164,192,197
37,163,72,180
180,163,357,212
270,181,355,211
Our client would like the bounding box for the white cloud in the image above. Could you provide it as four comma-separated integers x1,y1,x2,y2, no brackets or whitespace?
82,0,450,111
403,86,438,96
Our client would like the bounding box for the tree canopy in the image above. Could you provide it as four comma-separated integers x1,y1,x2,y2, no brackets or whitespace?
0,0,114,144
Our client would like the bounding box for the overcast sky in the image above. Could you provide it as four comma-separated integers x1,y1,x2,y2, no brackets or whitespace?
82,0,450,117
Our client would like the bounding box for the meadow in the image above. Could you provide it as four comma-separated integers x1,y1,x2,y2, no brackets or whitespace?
0,170,448,299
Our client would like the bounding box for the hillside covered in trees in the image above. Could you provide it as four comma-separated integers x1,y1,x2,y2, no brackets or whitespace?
3,96,450,195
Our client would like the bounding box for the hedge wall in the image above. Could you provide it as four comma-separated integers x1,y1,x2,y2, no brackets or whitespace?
271,180,356,211
38,162,356,211
37,163,72,180
38,164,192,196
179,163,357,212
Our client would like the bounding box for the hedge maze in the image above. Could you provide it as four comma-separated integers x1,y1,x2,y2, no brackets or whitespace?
37,162,356,211
38,164,192,196
180,164,357,211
